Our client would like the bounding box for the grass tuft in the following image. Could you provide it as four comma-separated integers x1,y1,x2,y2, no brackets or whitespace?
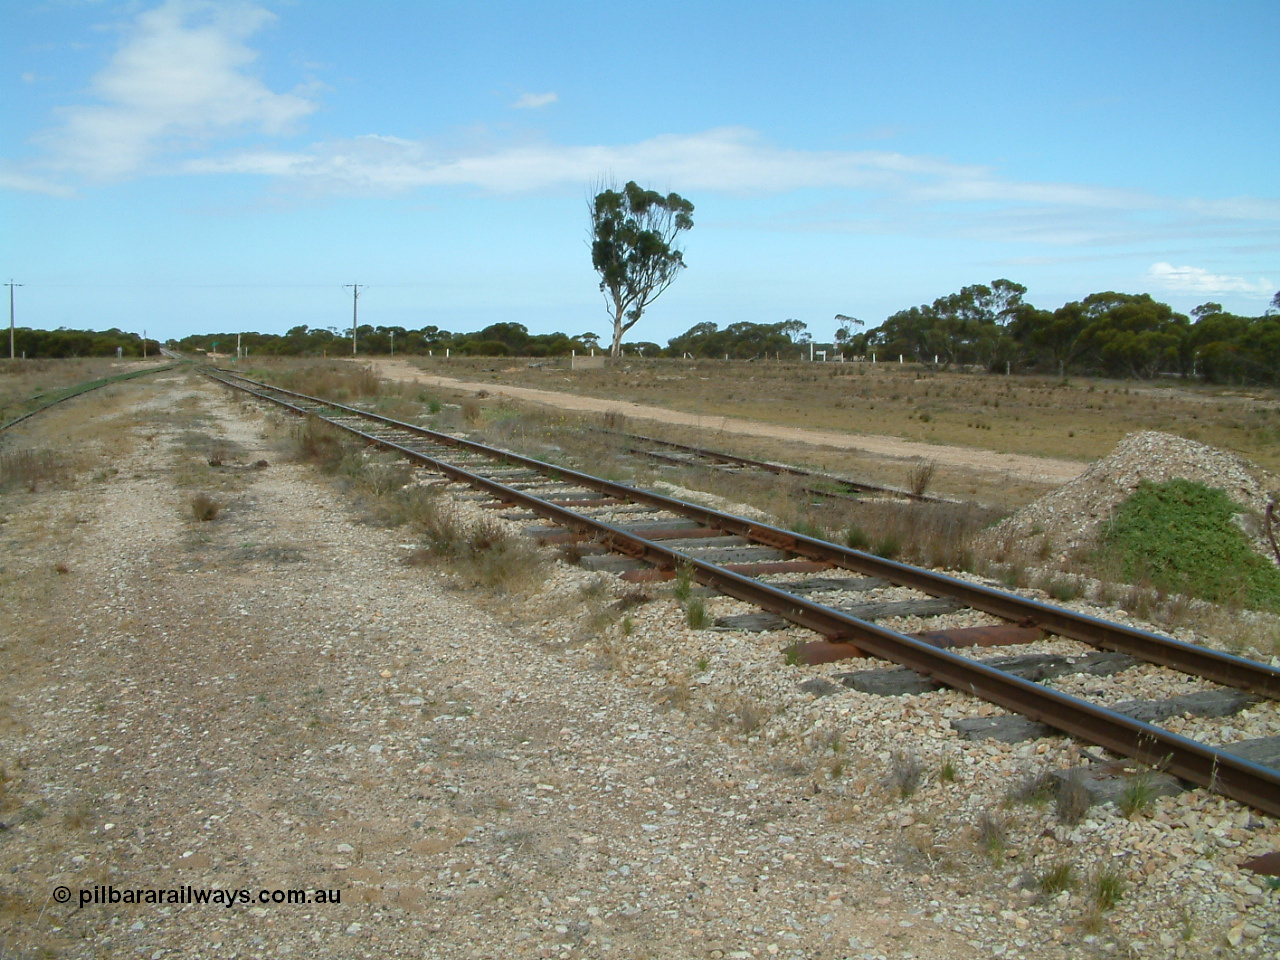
885,750,924,798
291,417,349,472
1055,773,1091,825
672,562,695,602
406,505,545,593
685,597,709,630
975,811,1007,863
1038,860,1076,895
1006,770,1057,807
1118,771,1157,818
1090,865,1125,911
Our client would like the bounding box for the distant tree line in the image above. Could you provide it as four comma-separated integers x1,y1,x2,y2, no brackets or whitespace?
172,322,603,359
9,327,158,358
12,286,1280,385
865,282,1280,384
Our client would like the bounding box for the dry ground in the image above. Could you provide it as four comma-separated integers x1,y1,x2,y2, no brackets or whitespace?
0,370,988,959
2,366,1277,960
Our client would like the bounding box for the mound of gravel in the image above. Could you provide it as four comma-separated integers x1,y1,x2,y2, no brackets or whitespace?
983,431,1280,558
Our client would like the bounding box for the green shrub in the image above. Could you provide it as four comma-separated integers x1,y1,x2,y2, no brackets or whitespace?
1100,479,1280,612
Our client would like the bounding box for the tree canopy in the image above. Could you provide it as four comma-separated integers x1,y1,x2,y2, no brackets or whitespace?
589,181,694,357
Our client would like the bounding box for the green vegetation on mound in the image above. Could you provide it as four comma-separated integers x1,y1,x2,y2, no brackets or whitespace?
1101,478,1280,612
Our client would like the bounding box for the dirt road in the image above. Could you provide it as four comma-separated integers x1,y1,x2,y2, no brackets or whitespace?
366,359,1088,485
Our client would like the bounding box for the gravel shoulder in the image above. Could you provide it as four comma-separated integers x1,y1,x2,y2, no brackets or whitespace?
1,372,1277,959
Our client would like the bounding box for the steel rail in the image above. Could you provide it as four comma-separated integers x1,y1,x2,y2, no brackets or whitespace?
206,367,1280,817
620,443,867,504
209,368,1280,702
619,430,942,502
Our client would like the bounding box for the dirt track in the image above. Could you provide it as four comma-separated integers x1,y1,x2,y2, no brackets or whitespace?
365,359,1087,486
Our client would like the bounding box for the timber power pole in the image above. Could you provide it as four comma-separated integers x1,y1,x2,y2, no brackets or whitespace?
7,281,23,360
344,283,361,356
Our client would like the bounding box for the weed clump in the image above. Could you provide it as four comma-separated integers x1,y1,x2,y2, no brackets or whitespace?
1006,770,1057,807
1118,771,1157,818
885,750,924,798
907,459,937,497
406,507,544,593
672,562,695,602
190,493,222,521
291,417,348,472
1089,865,1125,911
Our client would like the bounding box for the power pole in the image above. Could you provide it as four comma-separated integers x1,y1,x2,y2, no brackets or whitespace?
343,283,361,356
7,281,23,360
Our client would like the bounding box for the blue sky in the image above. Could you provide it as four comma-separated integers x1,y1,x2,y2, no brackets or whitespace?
2,0,1277,345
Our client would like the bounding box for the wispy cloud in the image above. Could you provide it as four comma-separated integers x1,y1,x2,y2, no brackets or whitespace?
184,126,1112,198
36,0,316,180
183,126,1280,246
511,91,557,110
1145,262,1274,296
0,165,75,197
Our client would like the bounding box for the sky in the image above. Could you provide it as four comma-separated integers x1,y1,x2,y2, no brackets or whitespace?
2,0,1277,346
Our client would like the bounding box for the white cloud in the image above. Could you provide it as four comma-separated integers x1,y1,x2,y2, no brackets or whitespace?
511,91,557,110
39,0,315,179
184,127,1280,246
1146,262,1274,295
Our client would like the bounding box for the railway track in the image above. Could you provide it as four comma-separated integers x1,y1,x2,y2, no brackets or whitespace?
616,430,945,502
206,367,1280,817
0,363,177,437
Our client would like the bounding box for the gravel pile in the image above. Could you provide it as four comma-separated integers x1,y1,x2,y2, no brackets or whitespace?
980,431,1280,558
1,379,1277,959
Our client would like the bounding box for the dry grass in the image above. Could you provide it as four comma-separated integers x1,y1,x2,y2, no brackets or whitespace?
405,506,545,594
885,750,925,798
0,447,71,492
267,361,383,402
0,358,143,423
1006,769,1057,808
190,493,222,521
1056,772,1091,825
906,459,938,497
290,416,351,472
406,356,1280,477
1038,860,1076,895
